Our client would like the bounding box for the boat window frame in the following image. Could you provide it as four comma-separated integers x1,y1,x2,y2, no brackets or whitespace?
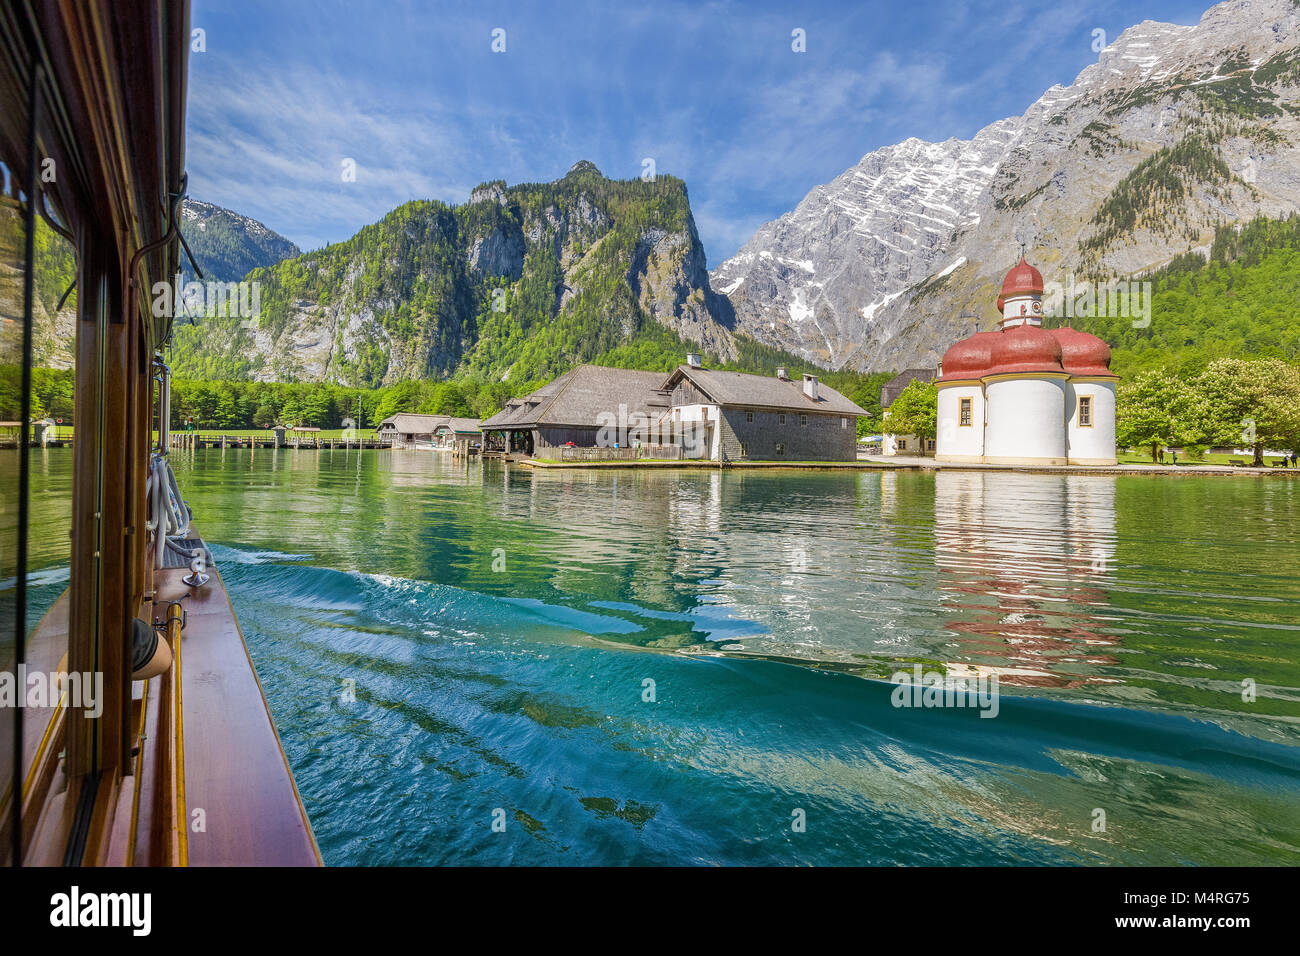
0,44,40,871
0,9,150,863
0,33,103,867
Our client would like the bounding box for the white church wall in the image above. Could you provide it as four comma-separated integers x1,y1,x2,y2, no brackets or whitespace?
1065,379,1117,466
984,375,1068,465
936,384,985,462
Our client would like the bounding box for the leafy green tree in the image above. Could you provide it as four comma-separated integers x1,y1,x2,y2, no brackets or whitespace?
280,398,304,427
299,389,335,427
420,381,471,416
1188,358,1300,465
884,380,937,440
214,385,244,428
1116,369,1194,461
252,404,277,428
374,380,421,422
34,369,74,421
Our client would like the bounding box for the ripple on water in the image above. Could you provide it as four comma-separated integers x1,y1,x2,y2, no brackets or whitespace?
167,454,1300,864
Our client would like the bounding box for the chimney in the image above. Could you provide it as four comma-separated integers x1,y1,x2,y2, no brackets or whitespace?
776,366,788,380
686,353,702,369
803,374,819,400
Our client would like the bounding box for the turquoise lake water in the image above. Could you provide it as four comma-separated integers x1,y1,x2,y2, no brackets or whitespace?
19,447,1300,864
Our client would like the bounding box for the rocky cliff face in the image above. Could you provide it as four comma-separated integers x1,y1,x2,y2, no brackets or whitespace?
627,221,736,361
0,200,77,371
714,0,1300,373
173,162,737,385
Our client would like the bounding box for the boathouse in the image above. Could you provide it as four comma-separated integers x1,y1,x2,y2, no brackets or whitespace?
480,365,671,457
433,417,482,450
376,413,482,450
377,413,447,449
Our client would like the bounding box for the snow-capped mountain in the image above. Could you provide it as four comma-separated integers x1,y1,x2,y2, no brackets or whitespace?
714,0,1300,372
712,123,1018,368
180,199,300,283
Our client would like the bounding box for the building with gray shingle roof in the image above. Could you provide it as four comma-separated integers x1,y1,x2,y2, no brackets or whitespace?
482,358,868,461
437,417,482,436
662,361,867,461
481,365,670,456
377,413,483,450
880,369,936,409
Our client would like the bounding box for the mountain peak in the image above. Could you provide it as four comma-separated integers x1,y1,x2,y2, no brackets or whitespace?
563,160,602,179
172,166,736,386
180,198,299,283
712,0,1300,372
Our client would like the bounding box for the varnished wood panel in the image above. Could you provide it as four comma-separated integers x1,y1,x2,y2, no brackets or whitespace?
155,563,321,866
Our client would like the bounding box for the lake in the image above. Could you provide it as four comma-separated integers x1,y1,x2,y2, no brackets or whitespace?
21,447,1300,864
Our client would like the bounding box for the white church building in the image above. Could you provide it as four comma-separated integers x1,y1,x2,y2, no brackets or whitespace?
935,257,1118,466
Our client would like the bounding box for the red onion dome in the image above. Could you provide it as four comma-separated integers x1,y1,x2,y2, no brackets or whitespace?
1051,326,1115,377
1000,257,1044,298
986,324,1063,376
939,331,999,381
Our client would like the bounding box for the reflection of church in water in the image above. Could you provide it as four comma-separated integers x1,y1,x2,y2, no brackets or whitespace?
932,470,1121,689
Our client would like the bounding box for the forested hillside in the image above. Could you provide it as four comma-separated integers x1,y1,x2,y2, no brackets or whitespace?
170,162,740,389
1049,214,1300,376
180,199,300,283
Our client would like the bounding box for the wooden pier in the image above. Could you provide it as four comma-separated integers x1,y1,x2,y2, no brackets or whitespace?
168,434,393,450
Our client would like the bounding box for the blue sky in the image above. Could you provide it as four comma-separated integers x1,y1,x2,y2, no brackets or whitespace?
187,0,1211,264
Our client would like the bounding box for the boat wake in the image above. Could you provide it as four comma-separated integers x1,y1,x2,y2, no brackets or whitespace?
213,545,1300,866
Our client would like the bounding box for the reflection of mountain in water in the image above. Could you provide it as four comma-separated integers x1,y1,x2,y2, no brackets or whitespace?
168,451,1299,733
186,455,1300,867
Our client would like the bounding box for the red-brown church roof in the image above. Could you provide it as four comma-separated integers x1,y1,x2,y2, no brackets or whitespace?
1000,256,1044,297
1050,326,1116,377
986,324,1064,376
938,330,1000,381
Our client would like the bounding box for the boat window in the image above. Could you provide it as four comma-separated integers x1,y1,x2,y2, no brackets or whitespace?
1,58,79,865
0,150,23,867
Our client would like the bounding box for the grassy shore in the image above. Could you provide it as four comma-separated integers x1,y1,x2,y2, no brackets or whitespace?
1116,451,1294,467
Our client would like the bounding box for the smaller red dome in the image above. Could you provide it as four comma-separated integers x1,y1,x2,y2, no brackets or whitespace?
1051,326,1115,377
986,324,1063,376
1000,257,1044,298
939,331,999,381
